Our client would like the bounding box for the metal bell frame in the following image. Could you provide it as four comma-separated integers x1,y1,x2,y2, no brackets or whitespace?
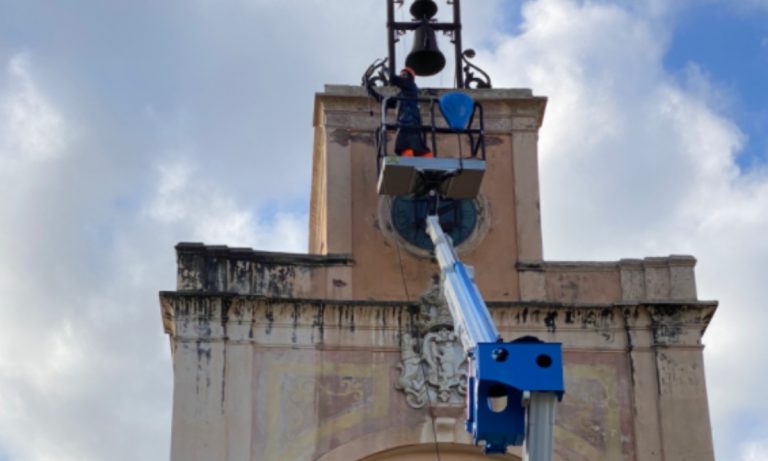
387,0,465,86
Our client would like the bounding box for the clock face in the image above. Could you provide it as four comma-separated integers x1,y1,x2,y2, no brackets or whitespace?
391,196,478,250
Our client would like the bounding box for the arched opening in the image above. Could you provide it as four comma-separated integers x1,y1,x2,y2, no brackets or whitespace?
359,443,520,461
315,423,523,461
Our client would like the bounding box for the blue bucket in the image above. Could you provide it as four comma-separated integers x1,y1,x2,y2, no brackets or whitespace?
439,92,475,130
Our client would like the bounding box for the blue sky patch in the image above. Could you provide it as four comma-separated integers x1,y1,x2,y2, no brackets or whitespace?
664,3,768,170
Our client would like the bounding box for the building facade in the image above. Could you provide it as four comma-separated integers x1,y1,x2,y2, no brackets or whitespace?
160,85,716,460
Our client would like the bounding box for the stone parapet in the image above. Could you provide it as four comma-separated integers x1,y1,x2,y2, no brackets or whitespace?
175,243,353,298
518,255,703,305
619,256,698,301
176,245,706,309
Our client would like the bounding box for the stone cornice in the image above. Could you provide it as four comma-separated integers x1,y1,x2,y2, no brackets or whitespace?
314,85,548,131
647,303,717,346
160,294,717,351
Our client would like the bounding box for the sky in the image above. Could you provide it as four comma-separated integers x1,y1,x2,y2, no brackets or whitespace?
0,0,766,460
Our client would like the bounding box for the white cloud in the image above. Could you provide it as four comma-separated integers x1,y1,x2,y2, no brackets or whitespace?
0,50,306,461
680,62,739,116
478,0,768,458
0,54,67,167
146,159,196,224
144,157,307,251
743,442,768,461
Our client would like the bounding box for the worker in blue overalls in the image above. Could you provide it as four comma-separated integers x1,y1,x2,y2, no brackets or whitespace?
367,67,433,157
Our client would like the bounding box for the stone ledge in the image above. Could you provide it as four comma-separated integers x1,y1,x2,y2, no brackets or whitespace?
176,242,353,265
160,294,716,350
322,84,536,99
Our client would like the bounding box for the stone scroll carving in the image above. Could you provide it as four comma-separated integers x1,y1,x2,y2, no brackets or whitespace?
395,285,468,408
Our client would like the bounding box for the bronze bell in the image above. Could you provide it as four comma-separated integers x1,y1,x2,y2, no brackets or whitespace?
410,0,438,19
405,21,446,76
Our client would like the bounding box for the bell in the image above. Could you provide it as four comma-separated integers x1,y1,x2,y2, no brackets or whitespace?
405,21,446,76
410,0,438,19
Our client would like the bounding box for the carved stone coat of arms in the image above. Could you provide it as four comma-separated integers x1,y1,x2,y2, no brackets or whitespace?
395,285,468,408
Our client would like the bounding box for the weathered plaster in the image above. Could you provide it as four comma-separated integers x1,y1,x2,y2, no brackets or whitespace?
161,291,715,460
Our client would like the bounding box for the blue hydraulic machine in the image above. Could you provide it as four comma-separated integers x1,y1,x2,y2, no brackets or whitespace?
427,215,564,458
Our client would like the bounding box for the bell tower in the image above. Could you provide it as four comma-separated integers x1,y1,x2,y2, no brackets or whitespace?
160,2,717,460
309,84,547,302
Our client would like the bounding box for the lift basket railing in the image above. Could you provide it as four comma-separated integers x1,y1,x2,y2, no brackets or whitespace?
375,95,486,168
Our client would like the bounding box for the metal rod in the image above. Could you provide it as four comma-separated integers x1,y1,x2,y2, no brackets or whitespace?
429,99,438,157
382,97,390,157
390,21,460,31
387,0,396,80
453,0,464,87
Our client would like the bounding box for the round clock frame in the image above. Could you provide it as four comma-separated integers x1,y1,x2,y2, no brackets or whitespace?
378,194,490,258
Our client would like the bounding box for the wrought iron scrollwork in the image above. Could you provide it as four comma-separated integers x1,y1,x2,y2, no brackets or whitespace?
461,49,492,89
362,57,390,88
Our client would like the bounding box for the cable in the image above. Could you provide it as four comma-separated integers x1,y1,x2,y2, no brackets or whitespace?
394,240,411,301
394,232,442,461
